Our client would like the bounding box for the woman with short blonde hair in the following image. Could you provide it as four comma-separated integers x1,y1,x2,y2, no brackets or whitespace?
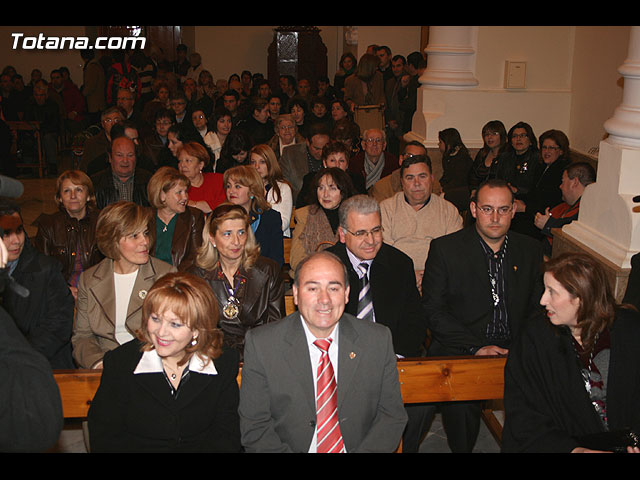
72,201,176,369
33,169,102,298
147,166,204,271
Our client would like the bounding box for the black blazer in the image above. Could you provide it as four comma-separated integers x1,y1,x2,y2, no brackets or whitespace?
1,241,75,369
327,242,427,357
421,226,544,356
252,208,284,266
502,308,640,452
88,340,241,453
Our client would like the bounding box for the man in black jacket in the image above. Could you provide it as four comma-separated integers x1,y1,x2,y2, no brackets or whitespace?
0,200,75,369
326,194,430,452
421,178,544,452
91,135,151,209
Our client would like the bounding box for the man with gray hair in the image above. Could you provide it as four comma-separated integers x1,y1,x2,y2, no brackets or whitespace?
326,194,430,452
348,128,399,191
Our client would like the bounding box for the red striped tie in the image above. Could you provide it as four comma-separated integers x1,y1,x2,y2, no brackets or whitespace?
313,338,345,453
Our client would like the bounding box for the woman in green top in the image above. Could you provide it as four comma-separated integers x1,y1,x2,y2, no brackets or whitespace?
147,167,205,271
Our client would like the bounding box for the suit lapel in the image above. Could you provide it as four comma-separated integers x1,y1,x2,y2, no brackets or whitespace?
283,313,316,413
336,315,361,410
89,259,117,328
126,260,157,326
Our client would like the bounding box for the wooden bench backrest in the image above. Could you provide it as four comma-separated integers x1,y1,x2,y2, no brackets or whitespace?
53,355,506,419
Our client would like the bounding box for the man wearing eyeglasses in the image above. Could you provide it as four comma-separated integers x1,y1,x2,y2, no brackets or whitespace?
348,129,399,191
421,178,543,452
326,194,429,452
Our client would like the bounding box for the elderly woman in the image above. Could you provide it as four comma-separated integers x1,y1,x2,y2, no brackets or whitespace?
468,120,509,195
147,167,204,271
249,144,293,237
88,272,241,452
267,113,305,160
290,167,356,272
71,201,175,369
502,252,640,453
224,165,284,266
178,141,226,214
33,170,103,299
188,203,284,359
438,128,473,214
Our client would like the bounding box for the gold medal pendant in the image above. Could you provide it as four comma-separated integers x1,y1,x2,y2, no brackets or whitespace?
222,297,240,319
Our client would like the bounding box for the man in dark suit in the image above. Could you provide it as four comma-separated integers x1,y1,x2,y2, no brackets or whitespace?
421,178,544,452
325,194,429,452
239,251,407,452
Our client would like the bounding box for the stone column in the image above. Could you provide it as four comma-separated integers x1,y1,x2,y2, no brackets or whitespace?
562,26,640,273
420,26,479,89
408,26,479,148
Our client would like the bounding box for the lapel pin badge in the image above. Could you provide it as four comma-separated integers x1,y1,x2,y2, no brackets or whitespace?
139,289,147,300
513,265,518,272
349,352,356,359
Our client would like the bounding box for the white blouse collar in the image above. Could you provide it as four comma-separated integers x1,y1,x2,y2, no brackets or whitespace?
133,349,218,376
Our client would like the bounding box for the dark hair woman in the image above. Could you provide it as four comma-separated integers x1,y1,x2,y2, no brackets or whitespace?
290,167,356,272
468,120,508,195
502,252,640,453
437,128,473,214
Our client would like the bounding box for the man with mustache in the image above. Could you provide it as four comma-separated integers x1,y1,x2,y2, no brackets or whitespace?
421,178,543,452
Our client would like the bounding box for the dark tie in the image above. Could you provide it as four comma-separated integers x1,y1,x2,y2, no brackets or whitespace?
313,339,345,453
356,262,374,322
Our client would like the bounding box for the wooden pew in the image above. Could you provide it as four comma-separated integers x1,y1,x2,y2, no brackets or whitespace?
53,355,506,450
396,355,506,450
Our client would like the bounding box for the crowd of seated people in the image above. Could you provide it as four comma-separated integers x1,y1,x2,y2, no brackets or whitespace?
5,43,637,455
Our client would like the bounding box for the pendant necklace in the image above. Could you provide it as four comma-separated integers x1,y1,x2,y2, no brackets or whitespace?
222,274,242,320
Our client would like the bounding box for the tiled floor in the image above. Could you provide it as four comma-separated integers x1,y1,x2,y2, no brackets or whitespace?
48,411,502,453
16,165,502,454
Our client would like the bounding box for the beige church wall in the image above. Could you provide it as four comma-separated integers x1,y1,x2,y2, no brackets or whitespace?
0,26,88,86
193,26,341,85
569,26,630,157
410,26,576,151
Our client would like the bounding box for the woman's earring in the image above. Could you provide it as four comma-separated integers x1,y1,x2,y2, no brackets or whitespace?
191,337,198,346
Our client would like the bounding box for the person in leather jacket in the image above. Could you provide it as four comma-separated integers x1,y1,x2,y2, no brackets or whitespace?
188,203,285,360
32,170,103,299
147,166,204,272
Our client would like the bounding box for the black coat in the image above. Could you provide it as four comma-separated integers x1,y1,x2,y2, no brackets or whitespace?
0,241,75,368
421,226,544,355
502,308,640,452
88,340,242,452
327,242,427,357
252,208,284,266
0,304,63,452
